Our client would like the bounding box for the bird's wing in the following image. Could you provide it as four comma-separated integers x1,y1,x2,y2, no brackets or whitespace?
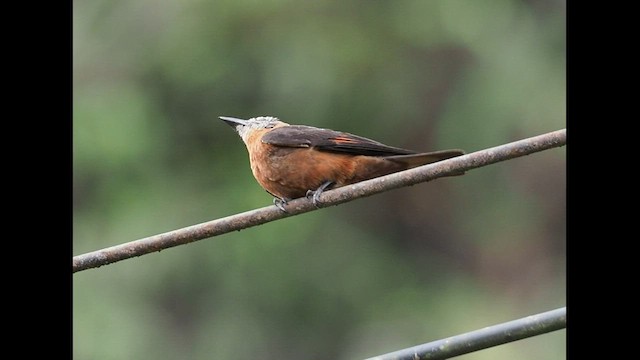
260,125,416,156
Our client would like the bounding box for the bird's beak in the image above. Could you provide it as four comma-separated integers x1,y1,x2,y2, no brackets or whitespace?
219,116,248,127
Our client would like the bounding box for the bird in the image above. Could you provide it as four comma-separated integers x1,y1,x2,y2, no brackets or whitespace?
220,116,465,211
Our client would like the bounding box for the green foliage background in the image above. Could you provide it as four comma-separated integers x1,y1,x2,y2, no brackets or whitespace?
73,0,566,359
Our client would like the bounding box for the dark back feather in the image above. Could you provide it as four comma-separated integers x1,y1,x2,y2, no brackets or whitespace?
261,125,417,157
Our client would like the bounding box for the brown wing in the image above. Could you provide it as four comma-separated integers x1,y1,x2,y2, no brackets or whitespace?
261,125,417,156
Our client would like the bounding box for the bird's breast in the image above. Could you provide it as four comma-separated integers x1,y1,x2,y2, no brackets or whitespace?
246,141,355,199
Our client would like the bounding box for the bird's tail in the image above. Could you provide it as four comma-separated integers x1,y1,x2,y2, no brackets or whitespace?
386,149,466,176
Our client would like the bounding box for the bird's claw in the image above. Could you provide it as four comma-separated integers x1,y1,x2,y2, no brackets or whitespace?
305,181,334,208
305,189,322,208
273,197,289,212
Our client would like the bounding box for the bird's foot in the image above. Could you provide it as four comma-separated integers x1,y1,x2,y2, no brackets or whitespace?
273,197,289,212
305,181,334,208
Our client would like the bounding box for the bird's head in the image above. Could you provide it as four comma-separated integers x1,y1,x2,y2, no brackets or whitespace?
219,116,288,144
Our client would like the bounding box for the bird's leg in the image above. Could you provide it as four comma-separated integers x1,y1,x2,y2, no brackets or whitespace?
305,181,334,208
273,197,290,212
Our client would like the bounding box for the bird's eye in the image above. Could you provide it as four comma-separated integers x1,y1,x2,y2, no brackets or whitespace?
264,124,275,129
